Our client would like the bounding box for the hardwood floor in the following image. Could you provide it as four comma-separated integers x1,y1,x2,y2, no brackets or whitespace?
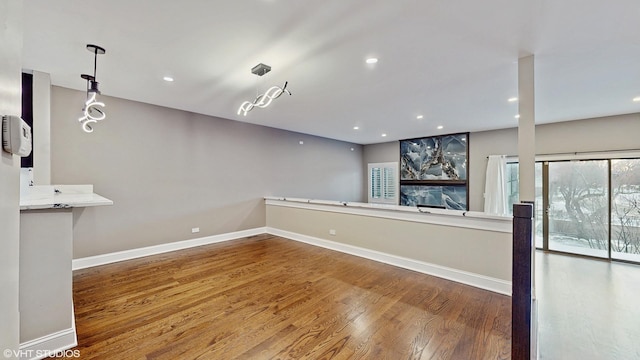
69,234,511,359
536,251,640,360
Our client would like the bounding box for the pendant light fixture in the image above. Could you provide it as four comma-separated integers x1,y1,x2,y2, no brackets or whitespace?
237,63,291,116
78,44,106,133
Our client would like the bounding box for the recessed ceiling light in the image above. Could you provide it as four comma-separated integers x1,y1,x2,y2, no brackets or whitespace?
508,97,518,102
163,76,174,82
299,141,304,145
381,133,387,137
353,126,359,130
350,147,355,151
416,115,424,119
366,58,378,64
437,125,444,130
633,96,640,102
515,114,521,119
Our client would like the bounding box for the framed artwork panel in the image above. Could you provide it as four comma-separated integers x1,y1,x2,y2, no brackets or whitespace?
400,184,467,210
399,132,469,210
400,133,468,181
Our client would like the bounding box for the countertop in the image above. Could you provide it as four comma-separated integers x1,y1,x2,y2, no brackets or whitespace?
20,185,113,210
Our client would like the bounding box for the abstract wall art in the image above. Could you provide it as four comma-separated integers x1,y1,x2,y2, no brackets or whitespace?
399,132,469,210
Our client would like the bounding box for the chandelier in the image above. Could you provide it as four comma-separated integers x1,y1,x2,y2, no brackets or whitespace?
237,63,291,116
78,44,106,133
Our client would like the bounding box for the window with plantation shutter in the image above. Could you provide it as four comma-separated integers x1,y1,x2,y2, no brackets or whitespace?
368,162,398,204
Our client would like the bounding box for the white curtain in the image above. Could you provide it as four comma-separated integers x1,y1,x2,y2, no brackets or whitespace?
484,155,508,215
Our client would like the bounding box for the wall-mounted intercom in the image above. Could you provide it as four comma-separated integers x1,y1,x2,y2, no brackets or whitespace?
2,115,32,157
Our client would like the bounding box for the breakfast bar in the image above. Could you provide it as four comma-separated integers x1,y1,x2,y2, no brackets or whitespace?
19,185,112,358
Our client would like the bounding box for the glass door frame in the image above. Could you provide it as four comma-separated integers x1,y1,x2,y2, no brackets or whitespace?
537,158,639,265
541,161,549,251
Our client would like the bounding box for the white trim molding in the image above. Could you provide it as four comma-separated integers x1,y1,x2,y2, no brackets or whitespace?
72,227,266,270
506,149,640,162
266,227,512,296
18,327,77,360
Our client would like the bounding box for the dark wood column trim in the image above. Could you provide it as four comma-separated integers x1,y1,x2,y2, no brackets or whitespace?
512,202,534,360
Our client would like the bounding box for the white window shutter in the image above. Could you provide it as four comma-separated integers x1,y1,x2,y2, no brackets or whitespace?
368,162,398,204
371,167,382,199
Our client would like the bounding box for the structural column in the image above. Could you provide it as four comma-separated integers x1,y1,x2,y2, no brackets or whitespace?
518,55,535,202
514,54,538,360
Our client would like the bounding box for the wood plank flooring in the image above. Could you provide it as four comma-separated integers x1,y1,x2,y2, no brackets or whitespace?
68,234,511,359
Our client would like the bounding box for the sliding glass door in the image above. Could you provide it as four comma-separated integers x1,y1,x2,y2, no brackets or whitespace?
535,163,544,249
547,160,609,258
507,157,640,263
611,159,640,262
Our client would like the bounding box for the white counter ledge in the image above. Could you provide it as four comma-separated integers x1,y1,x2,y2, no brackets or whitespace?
264,196,512,233
20,184,113,210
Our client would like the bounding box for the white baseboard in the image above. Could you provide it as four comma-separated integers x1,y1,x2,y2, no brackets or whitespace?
19,328,77,360
72,227,267,270
266,227,512,296
532,298,539,360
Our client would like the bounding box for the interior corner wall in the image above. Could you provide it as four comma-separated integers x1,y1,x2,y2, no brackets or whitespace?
0,0,23,353
468,127,518,211
363,113,640,212
50,86,364,258
362,141,398,200
32,70,51,185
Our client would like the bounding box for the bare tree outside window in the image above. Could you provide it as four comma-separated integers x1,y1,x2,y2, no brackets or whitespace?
612,159,640,259
548,161,609,256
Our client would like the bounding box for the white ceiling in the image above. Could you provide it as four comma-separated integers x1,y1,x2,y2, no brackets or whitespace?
22,0,640,145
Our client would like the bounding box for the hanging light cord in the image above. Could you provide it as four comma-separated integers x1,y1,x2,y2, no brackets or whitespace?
93,48,98,79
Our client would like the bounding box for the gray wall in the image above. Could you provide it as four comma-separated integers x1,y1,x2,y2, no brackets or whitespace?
50,86,364,258
0,0,22,353
364,113,640,211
